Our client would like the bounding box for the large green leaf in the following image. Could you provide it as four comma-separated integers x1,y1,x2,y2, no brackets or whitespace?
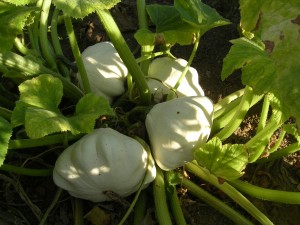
174,0,230,34
1,0,38,5
0,117,12,167
135,5,197,46
11,74,114,139
223,0,300,127
52,0,120,18
0,2,37,52
194,137,248,181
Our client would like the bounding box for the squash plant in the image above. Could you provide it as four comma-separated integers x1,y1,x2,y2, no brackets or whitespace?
1,0,300,225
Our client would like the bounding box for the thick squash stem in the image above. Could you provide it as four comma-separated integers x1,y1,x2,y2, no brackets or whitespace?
215,85,255,140
180,174,254,225
137,0,154,76
185,161,274,225
64,16,91,94
96,9,151,105
153,167,173,225
39,0,58,70
0,164,52,176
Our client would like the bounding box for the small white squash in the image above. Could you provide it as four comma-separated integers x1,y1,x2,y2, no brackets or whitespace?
76,42,128,103
53,128,156,202
147,57,205,102
145,96,214,171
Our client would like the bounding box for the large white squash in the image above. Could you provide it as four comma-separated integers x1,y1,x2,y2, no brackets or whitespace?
76,42,128,103
147,57,205,102
53,128,156,202
145,96,214,171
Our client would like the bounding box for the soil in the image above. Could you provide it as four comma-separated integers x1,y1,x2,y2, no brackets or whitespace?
1,1,300,225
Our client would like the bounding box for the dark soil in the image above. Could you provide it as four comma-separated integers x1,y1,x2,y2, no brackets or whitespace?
1,1,300,225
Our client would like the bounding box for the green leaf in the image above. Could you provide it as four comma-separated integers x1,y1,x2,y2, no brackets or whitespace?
12,74,114,139
52,0,120,19
194,137,248,181
1,0,38,6
0,117,12,167
174,0,230,34
223,0,300,129
135,5,197,46
221,38,276,90
0,3,37,52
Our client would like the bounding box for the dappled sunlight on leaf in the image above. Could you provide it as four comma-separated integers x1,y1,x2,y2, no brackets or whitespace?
11,74,114,139
194,137,248,180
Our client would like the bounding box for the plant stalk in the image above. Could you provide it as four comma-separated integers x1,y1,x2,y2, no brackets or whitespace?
51,7,71,78
39,0,58,70
185,162,274,225
96,9,151,105
228,179,300,204
64,16,91,94
215,85,254,140
0,164,52,176
165,171,187,225
167,32,200,101
0,51,84,101
181,175,254,225
9,133,82,149
153,167,173,225
137,0,153,76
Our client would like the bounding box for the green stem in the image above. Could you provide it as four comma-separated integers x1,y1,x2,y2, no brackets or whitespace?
215,85,254,141
0,51,84,101
268,130,286,153
137,0,153,76
64,16,91,93
96,9,151,105
118,136,154,225
28,0,43,56
181,175,254,225
212,93,262,135
0,164,52,176
214,88,245,112
133,190,147,225
165,171,187,225
257,142,300,163
0,107,12,120
51,8,70,78
247,113,283,163
153,167,173,225
38,188,63,225
167,33,200,101
73,198,84,225
228,179,300,204
13,37,32,55
39,0,58,70
136,51,166,64
185,162,274,225
8,133,83,149
256,95,270,133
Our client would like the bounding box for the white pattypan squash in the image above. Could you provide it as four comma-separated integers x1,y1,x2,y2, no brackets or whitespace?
145,96,213,171
53,128,156,202
147,57,205,102
76,42,128,103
